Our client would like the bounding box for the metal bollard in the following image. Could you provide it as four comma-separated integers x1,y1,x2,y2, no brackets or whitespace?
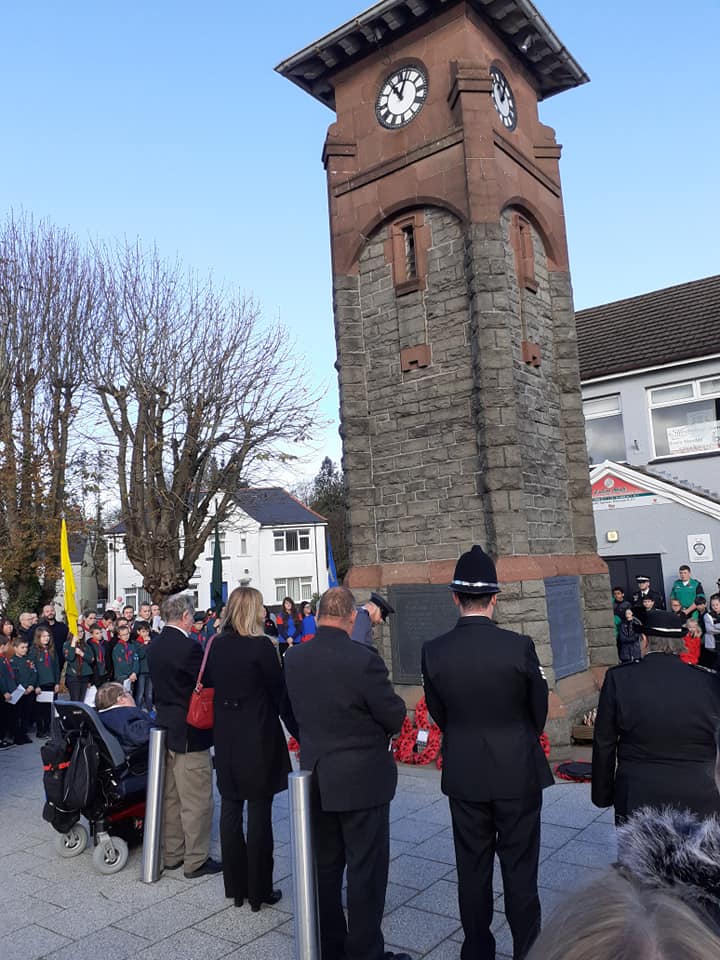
288,770,320,960
141,727,167,883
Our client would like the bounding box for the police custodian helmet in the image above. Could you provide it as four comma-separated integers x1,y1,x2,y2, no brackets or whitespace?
449,545,501,595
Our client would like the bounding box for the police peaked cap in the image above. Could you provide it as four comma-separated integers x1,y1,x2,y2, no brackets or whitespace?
643,609,684,638
450,545,501,595
369,592,394,621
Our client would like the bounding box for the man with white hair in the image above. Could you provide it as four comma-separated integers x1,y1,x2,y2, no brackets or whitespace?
147,592,220,880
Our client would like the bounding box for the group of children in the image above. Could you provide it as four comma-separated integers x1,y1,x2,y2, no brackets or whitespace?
1,595,317,747
612,569,720,667
0,606,159,748
1,622,61,746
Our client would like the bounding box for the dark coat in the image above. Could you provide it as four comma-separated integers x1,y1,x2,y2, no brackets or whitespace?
205,630,297,800
147,625,212,753
283,625,406,812
98,705,153,753
422,615,553,802
592,653,720,821
631,588,665,621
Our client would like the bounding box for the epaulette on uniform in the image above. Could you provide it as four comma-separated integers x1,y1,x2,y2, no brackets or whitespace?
689,662,716,674
608,659,641,670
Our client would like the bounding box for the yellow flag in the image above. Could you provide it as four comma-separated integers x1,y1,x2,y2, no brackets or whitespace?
60,519,79,638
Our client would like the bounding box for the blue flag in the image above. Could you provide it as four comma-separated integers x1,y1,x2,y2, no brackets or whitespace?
327,536,339,588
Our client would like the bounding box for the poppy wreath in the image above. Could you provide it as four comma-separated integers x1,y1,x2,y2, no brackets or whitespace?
393,696,443,768
287,736,300,756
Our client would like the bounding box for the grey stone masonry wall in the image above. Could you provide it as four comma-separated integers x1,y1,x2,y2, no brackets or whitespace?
333,272,378,567
500,210,573,556
463,221,528,558
550,270,599,556
335,207,489,568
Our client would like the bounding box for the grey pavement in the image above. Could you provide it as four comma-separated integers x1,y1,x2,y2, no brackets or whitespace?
0,740,616,960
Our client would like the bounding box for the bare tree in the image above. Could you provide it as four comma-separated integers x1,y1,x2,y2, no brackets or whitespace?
0,212,96,614
90,242,320,600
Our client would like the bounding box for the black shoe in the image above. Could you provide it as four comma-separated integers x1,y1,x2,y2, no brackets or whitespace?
250,889,282,912
183,858,222,879
164,861,183,870
0,740,12,749
233,897,245,907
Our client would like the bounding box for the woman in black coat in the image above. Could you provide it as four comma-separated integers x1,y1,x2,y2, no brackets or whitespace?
206,586,297,911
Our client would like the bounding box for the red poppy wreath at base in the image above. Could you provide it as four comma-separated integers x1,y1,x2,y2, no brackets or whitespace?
288,707,550,771
393,697,443,768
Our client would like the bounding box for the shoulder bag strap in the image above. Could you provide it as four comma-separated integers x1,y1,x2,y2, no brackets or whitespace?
194,634,214,691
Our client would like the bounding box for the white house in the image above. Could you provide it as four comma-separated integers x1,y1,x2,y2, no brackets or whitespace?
104,487,329,611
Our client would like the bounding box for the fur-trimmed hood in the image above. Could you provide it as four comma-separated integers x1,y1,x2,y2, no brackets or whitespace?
617,807,720,925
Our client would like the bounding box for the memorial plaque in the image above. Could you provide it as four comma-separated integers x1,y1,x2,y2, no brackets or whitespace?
389,584,458,684
544,575,587,680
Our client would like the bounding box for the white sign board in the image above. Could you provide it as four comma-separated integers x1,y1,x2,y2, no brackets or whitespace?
687,534,713,563
667,421,720,456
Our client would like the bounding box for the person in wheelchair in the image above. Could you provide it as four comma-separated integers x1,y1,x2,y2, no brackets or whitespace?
96,682,153,754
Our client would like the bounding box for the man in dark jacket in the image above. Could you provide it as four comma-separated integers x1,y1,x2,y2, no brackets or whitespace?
422,545,552,960
147,592,220,879
592,608,720,824
631,575,664,621
284,586,410,960
38,603,69,668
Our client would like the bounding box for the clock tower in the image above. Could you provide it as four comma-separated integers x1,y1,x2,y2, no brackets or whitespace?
278,0,615,749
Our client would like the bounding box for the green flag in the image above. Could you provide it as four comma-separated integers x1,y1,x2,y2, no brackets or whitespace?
211,525,223,611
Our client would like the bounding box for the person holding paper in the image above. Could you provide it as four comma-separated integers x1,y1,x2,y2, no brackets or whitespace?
30,626,60,738
10,637,38,744
0,628,18,747
112,624,139,692
63,633,95,702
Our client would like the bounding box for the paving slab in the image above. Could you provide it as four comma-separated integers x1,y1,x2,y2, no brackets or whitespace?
0,739,617,959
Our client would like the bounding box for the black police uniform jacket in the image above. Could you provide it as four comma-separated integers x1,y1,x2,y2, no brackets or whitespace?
592,653,720,820
422,616,553,801
283,626,406,812
147,625,212,754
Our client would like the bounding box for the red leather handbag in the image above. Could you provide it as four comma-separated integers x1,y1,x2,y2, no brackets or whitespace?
186,636,214,730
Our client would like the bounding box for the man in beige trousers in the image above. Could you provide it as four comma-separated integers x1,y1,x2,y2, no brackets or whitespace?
147,592,220,878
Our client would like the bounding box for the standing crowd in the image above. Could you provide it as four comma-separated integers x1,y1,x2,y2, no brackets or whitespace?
612,564,720,667
6,547,720,959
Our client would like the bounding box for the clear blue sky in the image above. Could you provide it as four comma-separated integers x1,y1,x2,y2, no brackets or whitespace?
4,1,719,479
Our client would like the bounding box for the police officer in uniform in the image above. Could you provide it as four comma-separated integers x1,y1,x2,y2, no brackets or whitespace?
631,575,664,622
422,545,552,960
350,591,394,649
592,608,720,825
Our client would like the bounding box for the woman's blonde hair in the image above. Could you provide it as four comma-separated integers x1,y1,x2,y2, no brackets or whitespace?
222,587,265,637
527,872,720,960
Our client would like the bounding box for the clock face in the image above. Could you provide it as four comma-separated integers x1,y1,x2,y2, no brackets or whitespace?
490,66,517,131
375,65,428,129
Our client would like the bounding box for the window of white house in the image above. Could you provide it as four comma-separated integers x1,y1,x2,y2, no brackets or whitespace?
205,530,227,557
273,529,311,552
583,395,626,464
649,377,720,458
123,587,151,610
274,577,313,602
240,537,247,555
